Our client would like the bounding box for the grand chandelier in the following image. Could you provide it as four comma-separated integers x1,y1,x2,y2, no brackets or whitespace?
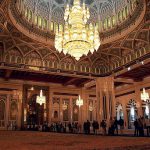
55,0,100,60
36,90,46,105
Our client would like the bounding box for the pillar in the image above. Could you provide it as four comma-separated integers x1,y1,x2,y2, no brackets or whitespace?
122,102,128,129
96,76,116,125
80,88,87,125
49,87,53,123
134,82,143,117
5,94,10,129
60,97,63,122
70,97,73,123
17,88,23,129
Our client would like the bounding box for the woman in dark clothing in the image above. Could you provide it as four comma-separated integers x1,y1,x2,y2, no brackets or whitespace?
134,119,139,136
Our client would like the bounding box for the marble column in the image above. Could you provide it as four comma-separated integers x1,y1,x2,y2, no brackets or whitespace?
70,97,73,123
96,76,116,125
80,88,86,125
122,103,128,129
134,82,143,117
17,88,23,129
49,87,53,123
5,94,10,128
60,97,63,122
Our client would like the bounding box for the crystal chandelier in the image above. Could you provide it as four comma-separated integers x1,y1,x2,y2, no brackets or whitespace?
141,88,149,102
55,0,100,60
76,95,83,107
62,101,68,110
36,90,46,105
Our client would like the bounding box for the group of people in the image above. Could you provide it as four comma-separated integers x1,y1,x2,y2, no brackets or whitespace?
100,117,124,136
83,120,99,134
23,116,150,137
134,116,150,136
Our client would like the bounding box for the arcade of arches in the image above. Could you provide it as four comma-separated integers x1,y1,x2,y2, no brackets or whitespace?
0,0,150,131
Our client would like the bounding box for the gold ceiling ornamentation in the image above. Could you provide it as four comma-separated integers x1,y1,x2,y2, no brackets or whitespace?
55,0,100,60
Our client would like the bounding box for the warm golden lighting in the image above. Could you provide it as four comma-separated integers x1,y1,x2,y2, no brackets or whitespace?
76,95,83,107
55,0,100,60
141,88,149,102
36,90,46,105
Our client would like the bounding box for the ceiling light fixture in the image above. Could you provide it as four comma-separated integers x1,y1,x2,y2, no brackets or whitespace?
55,0,100,60
141,88,149,102
76,95,83,107
36,90,46,105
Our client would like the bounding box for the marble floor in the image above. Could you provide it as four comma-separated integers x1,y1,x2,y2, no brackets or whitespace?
0,131,150,150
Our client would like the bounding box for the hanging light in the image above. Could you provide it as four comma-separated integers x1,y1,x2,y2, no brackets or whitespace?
62,101,68,110
76,95,83,107
141,88,149,102
55,0,100,60
36,90,46,105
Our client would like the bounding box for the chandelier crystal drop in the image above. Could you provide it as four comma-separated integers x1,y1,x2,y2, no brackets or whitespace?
55,0,100,60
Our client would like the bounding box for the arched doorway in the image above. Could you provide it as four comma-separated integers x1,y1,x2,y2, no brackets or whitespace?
26,94,44,127
126,99,137,129
0,100,5,128
9,100,18,127
116,102,124,120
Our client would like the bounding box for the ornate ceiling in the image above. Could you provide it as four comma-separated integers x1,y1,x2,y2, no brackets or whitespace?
25,0,127,23
0,0,149,82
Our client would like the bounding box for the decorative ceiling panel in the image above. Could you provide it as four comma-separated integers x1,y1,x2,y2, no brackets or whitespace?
25,0,128,23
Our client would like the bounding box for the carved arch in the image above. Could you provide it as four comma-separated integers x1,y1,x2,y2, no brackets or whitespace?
4,47,23,64
24,51,42,66
60,56,76,71
43,53,59,69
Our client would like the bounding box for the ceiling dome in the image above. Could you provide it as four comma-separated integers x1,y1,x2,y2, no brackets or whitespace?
24,0,128,23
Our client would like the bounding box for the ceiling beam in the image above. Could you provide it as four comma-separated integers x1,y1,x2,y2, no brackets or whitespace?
0,66,96,79
4,69,13,80
63,78,79,86
114,78,134,84
84,80,96,88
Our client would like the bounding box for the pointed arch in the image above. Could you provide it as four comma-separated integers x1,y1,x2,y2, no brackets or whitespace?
43,52,59,69
60,56,76,71
4,47,23,64
24,51,42,67
92,57,109,74
77,57,92,73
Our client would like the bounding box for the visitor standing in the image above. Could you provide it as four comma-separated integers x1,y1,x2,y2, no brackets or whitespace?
100,120,107,135
118,117,124,135
145,116,150,136
108,117,114,135
134,119,139,136
113,117,118,135
87,120,91,134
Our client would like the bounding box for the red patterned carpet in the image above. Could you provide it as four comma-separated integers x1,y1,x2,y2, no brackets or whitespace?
0,131,150,150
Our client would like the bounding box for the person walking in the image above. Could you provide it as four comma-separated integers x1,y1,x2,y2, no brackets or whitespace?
95,121,99,135
118,117,124,135
108,117,114,135
100,120,107,135
113,117,118,135
145,116,150,136
134,119,139,136
87,120,91,134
